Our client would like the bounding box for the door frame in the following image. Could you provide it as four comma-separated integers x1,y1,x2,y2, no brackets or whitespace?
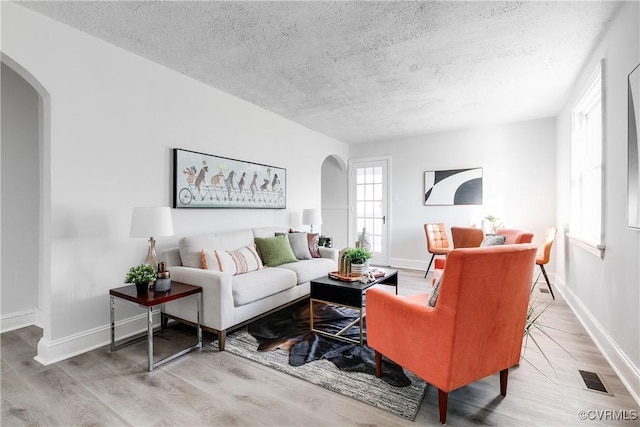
348,156,391,266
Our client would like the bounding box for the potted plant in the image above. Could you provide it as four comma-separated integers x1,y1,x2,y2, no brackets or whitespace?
344,247,372,276
125,263,157,294
521,273,575,380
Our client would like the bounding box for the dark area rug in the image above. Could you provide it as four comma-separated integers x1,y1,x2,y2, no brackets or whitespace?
224,300,427,420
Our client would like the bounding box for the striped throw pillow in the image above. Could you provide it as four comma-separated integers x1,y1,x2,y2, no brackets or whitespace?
201,245,263,275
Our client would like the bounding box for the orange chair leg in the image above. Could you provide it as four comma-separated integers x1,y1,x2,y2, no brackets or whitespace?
539,264,555,300
374,350,382,378
424,254,436,278
438,389,448,424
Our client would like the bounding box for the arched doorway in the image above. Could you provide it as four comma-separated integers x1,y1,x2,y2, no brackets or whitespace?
320,155,348,250
1,54,51,350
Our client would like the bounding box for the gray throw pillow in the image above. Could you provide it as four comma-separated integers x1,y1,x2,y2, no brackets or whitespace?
480,235,507,246
288,232,312,260
427,275,443,307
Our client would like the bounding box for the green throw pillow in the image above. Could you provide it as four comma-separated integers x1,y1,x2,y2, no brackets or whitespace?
255,235,298,267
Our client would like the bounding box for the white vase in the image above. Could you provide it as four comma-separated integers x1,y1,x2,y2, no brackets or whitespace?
350,263,366,276
356,227,371,252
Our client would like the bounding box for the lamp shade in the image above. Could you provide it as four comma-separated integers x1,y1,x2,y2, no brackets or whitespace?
302,208,322,226
129,207,174,238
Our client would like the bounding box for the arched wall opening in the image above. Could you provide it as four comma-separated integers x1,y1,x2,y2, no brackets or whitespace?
1,54,52,350
320,155,348,250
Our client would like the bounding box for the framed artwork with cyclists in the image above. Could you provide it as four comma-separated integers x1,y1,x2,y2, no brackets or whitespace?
173,148,286,209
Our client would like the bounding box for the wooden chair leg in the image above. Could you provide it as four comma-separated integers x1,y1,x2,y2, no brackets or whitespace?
438,389,448,424
539,264,555,300
374,350,382,378
218,330,226,351
500,368,508,396
424,254,436,278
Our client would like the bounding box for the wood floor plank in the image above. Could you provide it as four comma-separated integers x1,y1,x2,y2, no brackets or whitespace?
2,267,638,426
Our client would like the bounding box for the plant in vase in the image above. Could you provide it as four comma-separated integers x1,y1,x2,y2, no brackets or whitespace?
521,272,576,381
344,247,372,276
125,263,157,295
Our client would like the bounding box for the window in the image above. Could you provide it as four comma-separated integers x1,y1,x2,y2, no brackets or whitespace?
570,59,605,256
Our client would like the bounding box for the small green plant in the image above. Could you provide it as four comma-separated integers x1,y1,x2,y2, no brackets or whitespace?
484,214,499,223
344,247,372,264
318,235,327,246
124,263,157,284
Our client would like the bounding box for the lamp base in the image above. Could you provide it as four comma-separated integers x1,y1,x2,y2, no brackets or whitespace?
144,237,160,270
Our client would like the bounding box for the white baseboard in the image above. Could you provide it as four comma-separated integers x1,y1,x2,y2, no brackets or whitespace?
387,257,430,272
34,310,161,366
1,309,36,333
554,275,640,406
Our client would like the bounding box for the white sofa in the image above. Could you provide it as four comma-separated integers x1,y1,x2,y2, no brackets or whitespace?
162,227,338,350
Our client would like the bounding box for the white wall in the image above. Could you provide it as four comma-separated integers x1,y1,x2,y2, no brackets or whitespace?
321,155,348,250
555,1,639,403
350,118,557,271
1,2,348,363
0,63,40,331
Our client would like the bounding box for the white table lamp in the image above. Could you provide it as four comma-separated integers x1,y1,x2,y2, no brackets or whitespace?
302,208,322,233
130,207,174,269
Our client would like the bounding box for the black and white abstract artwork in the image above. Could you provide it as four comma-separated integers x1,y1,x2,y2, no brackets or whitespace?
629,63,640,229
424,168,483,206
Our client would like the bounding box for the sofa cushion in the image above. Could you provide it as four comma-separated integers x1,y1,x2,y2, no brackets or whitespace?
277,258,336,284
480,235,507,247
255,235,298,267
289,229,321,258
287,232,312,260
201,245,263,275
232,267,297,306
179,229,255,268
427,275,443,307
252,227,289,239
307,233,321,258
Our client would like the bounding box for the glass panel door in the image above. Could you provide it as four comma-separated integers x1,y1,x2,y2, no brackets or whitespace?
350,158,389,265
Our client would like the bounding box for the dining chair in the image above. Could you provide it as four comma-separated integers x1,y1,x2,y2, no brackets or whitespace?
496,228,534,244
424,223,451,278
451,226,484,248
536,226,557,299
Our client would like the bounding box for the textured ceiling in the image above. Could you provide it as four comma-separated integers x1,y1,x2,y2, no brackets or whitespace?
18,1,619,144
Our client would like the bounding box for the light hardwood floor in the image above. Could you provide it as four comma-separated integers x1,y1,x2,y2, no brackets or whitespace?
2,268,638,426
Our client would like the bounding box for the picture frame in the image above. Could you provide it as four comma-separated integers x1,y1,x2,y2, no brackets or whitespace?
424,167,483,206
628,63,640,229
173,148,286,209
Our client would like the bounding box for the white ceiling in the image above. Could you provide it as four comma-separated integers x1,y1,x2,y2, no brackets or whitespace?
18,1,620,144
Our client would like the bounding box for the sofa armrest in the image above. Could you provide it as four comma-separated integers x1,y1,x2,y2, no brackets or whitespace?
318,247,339,262
167,266,235,331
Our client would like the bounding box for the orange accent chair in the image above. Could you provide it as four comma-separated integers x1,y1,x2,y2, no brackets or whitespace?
367,244,538,424
536,226,557,299
451,226,484,248
496,228,534,244
424,223,451,278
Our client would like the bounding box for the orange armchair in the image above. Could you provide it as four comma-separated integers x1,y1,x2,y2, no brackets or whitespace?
496,228,534,244
450,226,484,248
367,244,537,424
424,223,451,278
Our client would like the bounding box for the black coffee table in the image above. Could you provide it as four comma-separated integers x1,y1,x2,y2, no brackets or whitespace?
309,268,398,345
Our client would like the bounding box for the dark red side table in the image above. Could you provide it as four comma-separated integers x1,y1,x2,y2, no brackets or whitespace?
109,281,202,371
